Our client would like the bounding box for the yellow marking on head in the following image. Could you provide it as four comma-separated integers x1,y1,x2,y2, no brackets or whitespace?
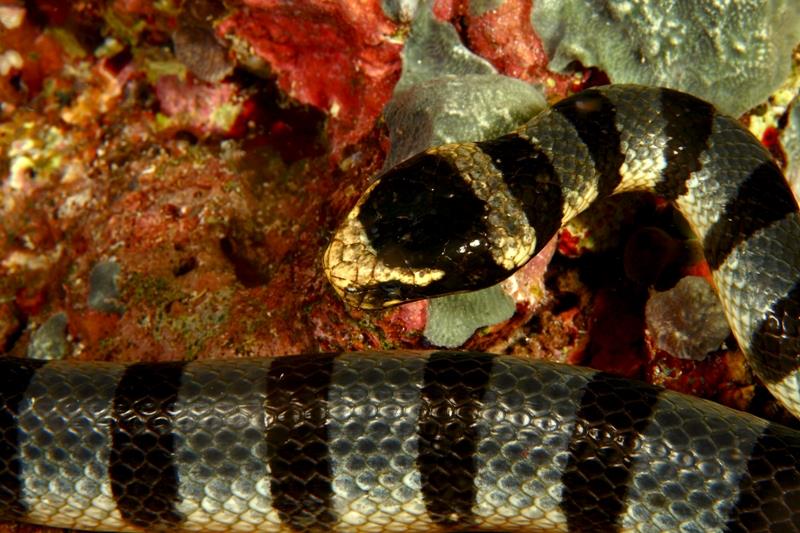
324,214,446,308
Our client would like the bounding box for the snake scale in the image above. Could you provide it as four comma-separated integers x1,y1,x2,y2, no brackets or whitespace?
2,85,800,532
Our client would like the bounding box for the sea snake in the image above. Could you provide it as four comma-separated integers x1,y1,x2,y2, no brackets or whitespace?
0,85,799,532
323,84,800,419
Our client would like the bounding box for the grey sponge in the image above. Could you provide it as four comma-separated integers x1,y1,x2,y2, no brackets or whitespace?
532,0,800,115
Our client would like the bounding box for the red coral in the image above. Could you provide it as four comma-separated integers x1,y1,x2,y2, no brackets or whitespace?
156,75,251,137
0,21,64,103
431,0,460,20
762,125,787,168
583,287,648,378
645,348,750,411
557,228,583,257
457,0,576,95
15,287,47,316
69,308,120,347
219,1,403,157
112,0,158,17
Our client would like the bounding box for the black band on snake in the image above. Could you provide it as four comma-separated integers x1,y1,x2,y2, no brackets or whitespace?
1,85,799,532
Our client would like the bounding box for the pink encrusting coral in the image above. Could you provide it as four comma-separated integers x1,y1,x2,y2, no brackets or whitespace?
155,76,251,137
459,0,578,94
218,1,404,157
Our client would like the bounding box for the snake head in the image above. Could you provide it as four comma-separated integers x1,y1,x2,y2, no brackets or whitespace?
324,144,537,309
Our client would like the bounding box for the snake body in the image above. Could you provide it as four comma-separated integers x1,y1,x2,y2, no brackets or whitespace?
324,84,800,419
3,85,800,531
1,351,800,532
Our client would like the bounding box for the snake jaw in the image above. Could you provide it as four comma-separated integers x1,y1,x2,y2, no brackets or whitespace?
323,216,376,308
323,212,448,309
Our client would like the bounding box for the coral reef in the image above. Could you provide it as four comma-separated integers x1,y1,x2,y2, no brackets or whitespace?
0,13,799,533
